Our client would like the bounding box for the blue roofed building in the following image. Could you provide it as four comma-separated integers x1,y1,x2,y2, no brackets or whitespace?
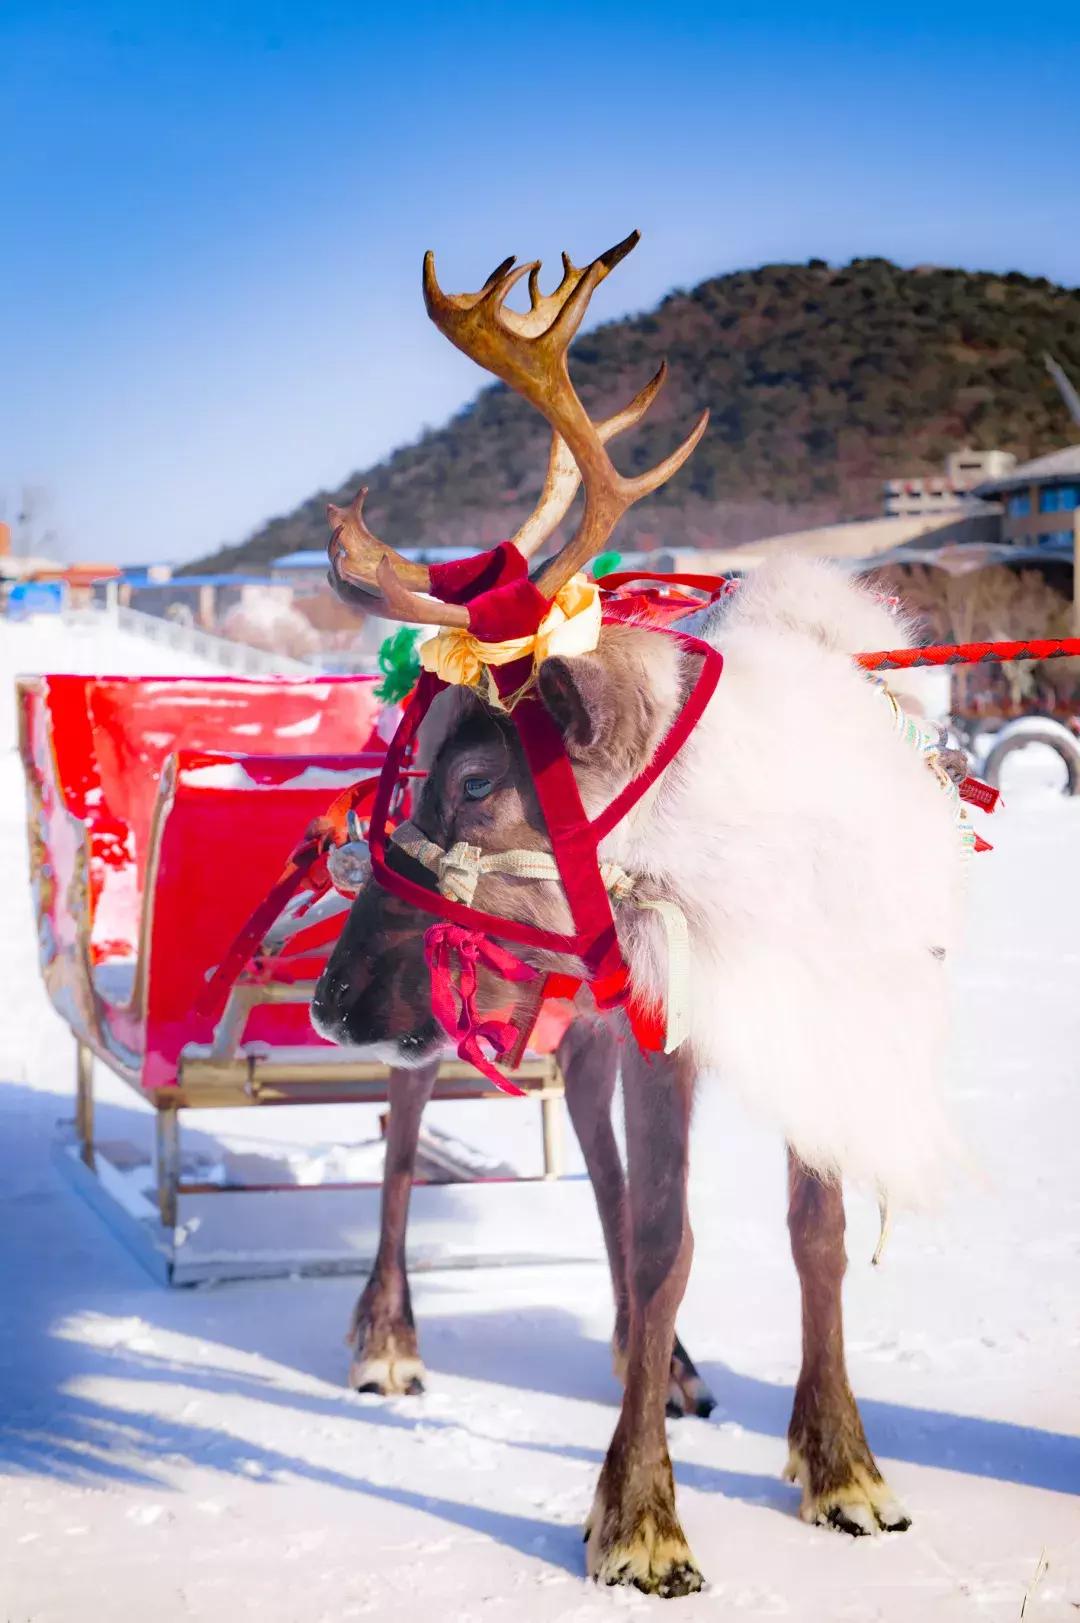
974,444,1080,554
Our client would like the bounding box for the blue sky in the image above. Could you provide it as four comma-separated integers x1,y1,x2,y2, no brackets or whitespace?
2,0,1079,564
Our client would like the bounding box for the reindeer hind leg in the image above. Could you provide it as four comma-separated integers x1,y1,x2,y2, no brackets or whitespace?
785,1149,911,1535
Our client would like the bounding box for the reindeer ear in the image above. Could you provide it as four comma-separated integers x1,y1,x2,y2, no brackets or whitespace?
537,653,617,750
539,626,683,769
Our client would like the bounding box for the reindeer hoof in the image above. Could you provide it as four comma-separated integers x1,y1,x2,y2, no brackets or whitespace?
635,1559,704,1600
668,1334,715,1420
586,1492,704,1598
348,1352,427,1397
615,1334,716,1422
592,1538,704,1598
666,1367,716,1421
785,1448,911,1536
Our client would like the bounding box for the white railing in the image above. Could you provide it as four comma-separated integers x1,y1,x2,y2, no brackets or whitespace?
65,602,318,676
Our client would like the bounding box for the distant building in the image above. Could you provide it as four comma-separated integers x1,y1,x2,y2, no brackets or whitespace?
973,444,1080,549
682,506,1002,578
944,448,1017,489
883,447,1015,518
883,477,968,519
269,550,334,587
118,562,175,585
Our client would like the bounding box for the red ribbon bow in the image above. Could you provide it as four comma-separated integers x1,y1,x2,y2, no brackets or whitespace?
423,922,539,1095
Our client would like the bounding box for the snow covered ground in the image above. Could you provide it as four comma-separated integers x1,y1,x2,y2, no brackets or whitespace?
1,613,1078,1622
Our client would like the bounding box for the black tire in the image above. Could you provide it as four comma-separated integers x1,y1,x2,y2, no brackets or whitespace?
981,724,1080,796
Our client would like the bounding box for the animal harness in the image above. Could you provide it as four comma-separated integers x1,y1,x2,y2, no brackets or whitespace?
363,549,1015,1092
365,544,724,1090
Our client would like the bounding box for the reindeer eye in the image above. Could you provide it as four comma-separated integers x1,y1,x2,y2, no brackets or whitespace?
463,775,493,801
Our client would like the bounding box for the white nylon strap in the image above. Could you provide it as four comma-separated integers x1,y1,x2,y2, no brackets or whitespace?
391,821,564,905
390,821,690,1053
625,895,691,1054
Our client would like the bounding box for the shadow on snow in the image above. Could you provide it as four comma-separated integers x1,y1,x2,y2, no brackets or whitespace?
1,1076,1077,1577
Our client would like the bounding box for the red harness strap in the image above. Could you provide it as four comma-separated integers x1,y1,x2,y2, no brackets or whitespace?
195,774,385,1023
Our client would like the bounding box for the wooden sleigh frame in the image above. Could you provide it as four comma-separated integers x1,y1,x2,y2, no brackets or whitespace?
17,672,591,1284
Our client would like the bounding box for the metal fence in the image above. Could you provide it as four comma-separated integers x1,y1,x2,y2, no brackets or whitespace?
64,601,318,676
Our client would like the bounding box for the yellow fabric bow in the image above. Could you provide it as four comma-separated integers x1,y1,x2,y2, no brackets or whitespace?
419,573,602,704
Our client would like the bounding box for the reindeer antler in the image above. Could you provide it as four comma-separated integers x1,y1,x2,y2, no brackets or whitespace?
326,487,469,627
329,234,706,627
423,231,709,601
510,365,669,560
467,247,672,561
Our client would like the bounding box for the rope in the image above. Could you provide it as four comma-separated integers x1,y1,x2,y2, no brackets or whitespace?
423,922,538,1095
858,636,1080,672
391,822,566,905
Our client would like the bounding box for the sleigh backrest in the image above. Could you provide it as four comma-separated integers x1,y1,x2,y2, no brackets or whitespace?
34,673,381,879
20,673,383,962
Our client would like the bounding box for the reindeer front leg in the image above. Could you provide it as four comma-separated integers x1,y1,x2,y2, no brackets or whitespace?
784,1150,911,1535
559,1017,715,1420
585,1037,703,1597
347,1062,438,1395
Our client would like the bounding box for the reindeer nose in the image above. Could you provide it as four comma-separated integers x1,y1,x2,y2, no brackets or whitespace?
311,968,357,1045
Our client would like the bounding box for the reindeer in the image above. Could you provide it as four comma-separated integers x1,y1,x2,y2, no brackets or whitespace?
313,234,964,1596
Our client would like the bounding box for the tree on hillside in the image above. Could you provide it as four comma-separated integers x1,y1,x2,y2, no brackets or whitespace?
184,259,1080,575
876,562,1079,710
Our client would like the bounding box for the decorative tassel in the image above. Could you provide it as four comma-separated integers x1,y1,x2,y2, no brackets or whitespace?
375,627,422,704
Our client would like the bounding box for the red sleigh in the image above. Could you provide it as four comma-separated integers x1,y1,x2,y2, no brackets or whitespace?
17,671,577,1282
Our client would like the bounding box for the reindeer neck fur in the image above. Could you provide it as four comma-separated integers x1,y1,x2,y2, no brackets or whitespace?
589,558,967,1208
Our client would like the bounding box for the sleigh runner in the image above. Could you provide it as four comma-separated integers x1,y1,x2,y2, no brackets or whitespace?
17,669,596,1284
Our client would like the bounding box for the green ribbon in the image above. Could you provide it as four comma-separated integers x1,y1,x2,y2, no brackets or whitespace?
375,627,422,704
591,551,622,580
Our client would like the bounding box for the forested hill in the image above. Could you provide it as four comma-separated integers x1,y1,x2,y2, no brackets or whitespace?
189,257,1080,571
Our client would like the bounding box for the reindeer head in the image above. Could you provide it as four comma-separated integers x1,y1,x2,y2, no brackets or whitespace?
313,233,706,1061
312,622,687,1061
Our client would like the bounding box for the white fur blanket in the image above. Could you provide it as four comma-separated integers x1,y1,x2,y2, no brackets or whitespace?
608,558,966,1208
